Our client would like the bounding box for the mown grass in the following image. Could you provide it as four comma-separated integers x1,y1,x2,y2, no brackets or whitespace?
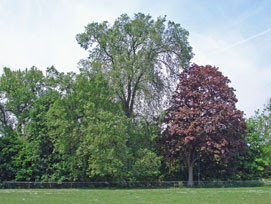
0,186,271,204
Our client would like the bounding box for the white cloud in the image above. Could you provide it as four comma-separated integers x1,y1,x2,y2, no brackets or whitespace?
207,28,271,56
190,31,271,118
0,0,142,74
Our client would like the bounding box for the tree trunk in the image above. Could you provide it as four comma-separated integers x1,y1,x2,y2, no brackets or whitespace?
187,163,193,187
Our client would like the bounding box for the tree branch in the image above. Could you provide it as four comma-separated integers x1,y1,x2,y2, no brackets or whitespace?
129,72,144,117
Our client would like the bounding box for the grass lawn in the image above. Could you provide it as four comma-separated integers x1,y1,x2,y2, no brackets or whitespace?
0,186,271,204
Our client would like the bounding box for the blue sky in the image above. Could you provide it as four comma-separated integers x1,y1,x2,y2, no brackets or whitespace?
0,0,270,117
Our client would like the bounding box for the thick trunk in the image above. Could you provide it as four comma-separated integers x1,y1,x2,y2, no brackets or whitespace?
187,163,193,187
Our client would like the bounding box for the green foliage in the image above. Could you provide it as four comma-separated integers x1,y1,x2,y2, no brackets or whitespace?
131,148,161,181
126,120,161,181
236,102,271,179
0,67,45,181
77,109,129,181
76,13,193,118
45,70,121,181
15,91,61,181
1,64,268,182
0,133,22,181
0,67,44,136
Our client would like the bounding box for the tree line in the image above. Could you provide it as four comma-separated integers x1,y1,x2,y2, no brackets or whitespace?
0,13,270,183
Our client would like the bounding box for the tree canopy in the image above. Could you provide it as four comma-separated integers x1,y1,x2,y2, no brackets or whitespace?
76,13,193,118
160,64,247,186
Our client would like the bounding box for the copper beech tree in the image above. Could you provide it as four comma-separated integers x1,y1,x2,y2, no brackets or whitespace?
160,64,247,186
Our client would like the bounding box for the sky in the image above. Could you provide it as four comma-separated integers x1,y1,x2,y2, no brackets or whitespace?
0,0,270,118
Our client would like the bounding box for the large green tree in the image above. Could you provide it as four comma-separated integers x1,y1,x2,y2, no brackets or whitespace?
46,68,162,182
47,69,126,181
76,13,193,118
